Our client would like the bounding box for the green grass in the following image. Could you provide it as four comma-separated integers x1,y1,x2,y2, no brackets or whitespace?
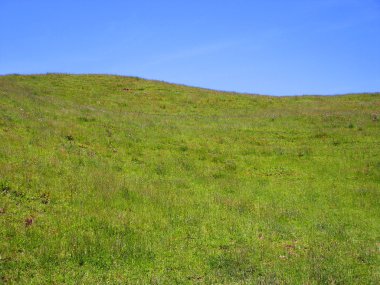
0,74,379,284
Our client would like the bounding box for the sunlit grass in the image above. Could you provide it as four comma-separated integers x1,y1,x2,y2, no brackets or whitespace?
1,74,379,284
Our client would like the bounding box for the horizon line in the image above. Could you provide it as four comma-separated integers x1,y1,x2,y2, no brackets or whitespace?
1,72,379,98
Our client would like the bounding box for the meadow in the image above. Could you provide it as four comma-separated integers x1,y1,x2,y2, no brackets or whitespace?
0,74,379,284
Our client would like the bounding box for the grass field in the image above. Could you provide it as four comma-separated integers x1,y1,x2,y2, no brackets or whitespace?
0,74,379,284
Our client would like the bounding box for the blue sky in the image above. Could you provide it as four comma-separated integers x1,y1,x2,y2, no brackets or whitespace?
1,0,379,95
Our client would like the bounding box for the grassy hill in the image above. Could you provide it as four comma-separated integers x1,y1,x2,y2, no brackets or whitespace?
1,74,379,284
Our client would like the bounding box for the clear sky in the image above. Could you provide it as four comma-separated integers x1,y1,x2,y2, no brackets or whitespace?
1,0,379,95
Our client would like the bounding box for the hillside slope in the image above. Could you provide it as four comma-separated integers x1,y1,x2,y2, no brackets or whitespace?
1,74,379,284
